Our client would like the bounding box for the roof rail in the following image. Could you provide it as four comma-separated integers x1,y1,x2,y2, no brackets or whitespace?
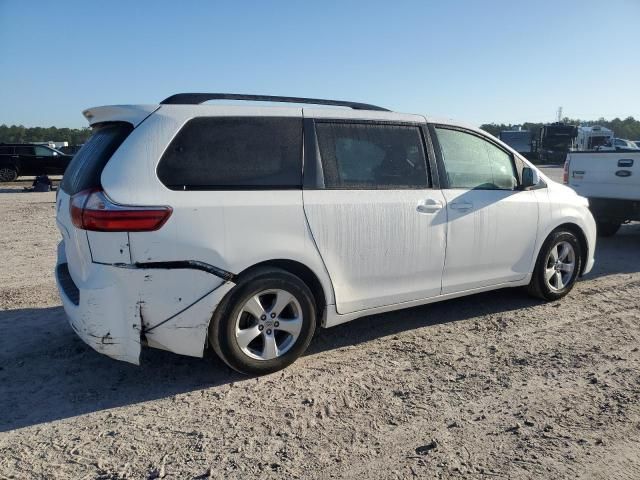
159,93,390,111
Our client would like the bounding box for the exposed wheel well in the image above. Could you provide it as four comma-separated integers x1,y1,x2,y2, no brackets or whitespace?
236,260,327,324
552,223,589,276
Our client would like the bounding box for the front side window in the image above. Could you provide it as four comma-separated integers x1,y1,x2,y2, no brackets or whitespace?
315,122,429,189
435,127,518,190
157,117,303,190
34,146,54,156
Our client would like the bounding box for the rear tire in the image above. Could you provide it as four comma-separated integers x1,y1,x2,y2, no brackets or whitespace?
527,230,582,301
596,221,621,237
0,167,18,182
209,268,317,375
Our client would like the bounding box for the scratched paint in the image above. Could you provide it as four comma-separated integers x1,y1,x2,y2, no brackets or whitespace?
303,189,447,314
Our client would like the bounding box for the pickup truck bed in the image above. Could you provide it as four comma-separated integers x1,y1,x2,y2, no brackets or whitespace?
565,151,640,236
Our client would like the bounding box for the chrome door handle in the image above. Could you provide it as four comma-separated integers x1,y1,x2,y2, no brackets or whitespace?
450,202,473,211
417,199,443,214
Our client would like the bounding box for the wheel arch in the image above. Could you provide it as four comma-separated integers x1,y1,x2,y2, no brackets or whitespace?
544,222,589,276
235,259,329,326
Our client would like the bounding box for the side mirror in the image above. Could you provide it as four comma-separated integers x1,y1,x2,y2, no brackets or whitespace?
521,166,540,189
52,151,58,156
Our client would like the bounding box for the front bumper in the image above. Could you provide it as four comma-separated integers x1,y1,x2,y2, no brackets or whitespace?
55,241,234,364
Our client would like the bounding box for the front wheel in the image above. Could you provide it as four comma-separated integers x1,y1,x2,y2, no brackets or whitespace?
527,230,582,301
209,268,317,375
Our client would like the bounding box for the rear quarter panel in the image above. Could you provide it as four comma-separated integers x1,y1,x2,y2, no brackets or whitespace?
100,105,336,306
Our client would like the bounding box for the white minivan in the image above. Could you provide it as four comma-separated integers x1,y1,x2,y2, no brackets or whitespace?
55,93,596,374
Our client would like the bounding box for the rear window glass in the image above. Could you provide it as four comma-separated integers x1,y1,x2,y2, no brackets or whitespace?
316,122,429,189
60,122,133,195
157,117,303,190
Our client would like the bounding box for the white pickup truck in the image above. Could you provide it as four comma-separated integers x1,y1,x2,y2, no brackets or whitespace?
564,151,640,236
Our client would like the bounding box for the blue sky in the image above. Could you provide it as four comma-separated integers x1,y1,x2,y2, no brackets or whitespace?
1,0,638,127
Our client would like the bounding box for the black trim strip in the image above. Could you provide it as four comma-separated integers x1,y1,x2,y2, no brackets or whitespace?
56,263,80,305
302,117,325,189
162,185,302,191
420,124,439,189
111,260,237,282
160,93,390,111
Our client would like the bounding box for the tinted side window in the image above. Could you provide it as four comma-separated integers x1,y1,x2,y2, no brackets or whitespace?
435,127,518,190
316,122,429,189
157,117,303,190
15,146,35,155
0,146,13,155
35,146,54,156
60,122,133,195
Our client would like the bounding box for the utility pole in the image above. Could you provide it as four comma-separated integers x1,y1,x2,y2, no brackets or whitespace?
557,106,563,123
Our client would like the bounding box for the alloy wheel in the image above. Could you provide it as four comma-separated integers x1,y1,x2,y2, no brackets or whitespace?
234,289,303,361
544,241,576,291
0,168,17,182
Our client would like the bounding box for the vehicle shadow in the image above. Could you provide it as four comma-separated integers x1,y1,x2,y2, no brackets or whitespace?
585,223,640,280
0,178,60,193
0,305,239,433
0,288,541,433
0,188,30,193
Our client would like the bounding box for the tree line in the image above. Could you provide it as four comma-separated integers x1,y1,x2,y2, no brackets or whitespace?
0,124,92,145
1,117,639,146
480,116,640,140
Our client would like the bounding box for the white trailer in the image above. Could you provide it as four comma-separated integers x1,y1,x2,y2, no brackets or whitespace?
575,126,614,151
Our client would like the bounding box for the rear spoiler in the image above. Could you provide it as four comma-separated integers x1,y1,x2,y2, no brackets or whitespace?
82,105,160,127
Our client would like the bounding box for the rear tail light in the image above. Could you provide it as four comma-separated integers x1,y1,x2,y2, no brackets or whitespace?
562,159,570,184
70,189,172,232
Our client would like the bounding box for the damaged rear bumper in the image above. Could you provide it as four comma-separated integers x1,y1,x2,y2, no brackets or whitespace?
55,241,235,364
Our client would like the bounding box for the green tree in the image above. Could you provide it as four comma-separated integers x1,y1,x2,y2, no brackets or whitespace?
0,124,92,145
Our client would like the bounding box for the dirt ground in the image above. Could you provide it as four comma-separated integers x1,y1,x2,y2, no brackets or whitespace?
1,182,639,480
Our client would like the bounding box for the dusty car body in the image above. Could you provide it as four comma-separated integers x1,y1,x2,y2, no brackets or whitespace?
56,94,596,374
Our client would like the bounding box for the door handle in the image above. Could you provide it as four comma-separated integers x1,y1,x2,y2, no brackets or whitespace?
417,199,443,214
450,202,473,211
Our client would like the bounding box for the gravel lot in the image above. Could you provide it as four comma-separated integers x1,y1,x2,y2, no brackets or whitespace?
1,183,639,479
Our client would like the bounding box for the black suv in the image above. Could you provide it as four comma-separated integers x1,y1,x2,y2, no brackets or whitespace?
0,144,73,182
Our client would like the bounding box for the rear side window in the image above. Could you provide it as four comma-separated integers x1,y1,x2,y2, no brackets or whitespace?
0,146,13,155
315,122,429,189
157,117,303,190
60,122,133,195
15,146,35,155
